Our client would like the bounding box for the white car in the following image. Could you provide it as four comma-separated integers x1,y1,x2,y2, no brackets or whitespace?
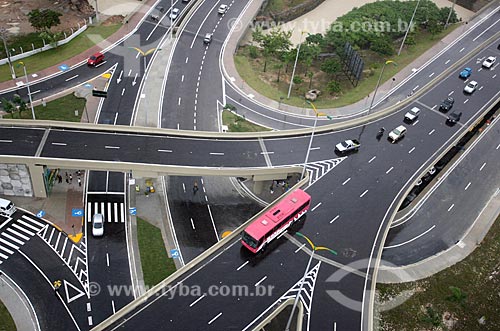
169,8,180,20
482,56,496,68
388,125,407,143
335,139,360,153
404,107,420,122
218,4,228,14
463,80,478,94
92,213,104,237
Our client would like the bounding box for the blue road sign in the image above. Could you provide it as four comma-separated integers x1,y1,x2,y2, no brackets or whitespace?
129,207,137,215
72,209,84,217
170,249,180,259
37,210,45,218
84,83,93,89
59,64,69,71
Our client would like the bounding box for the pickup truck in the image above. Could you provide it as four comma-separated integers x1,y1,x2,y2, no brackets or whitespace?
335,139,360,153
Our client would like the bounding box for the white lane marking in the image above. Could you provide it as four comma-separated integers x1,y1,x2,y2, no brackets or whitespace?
185,57,189,64
448,91,454,96
385,225,436,249
464,99,469,104
428,129,435,135
311,202,321,212
181,75,184,82
342,178,351,185
106,253,110,267
51,142,67,146
330,215,340,224
88,316,93,326
496,143,500,150
0,140,13,143
210,152,224,155
111,300,116,314
368,156,376,163
448,204,455,212
190,294,207,307
113,112,118,125
413,85,419,91
459,47,464,52
386,167,394,174
429,72,434,78
255,276,267,287
86,302,91,312
464,182,471,191
31,90,41,94
190,218,195,230
359,190,368,198
178,97,181,106
310,147,321,151
237,261,249,271
479,162,486,171
431,105,437,110
208,312,222,325
158,149,172,153
121,88,125,96
65,75,78,82
182,183,186,193
260,151,274,155
445,59,450,64
294,244,306,253
105,146,120,149
408,147,415,154
128,69,132,76
412,120,419,126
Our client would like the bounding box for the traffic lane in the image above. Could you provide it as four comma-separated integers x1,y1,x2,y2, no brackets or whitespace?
0,127,45,156
88,171,108,192
108,238,311,330
382,119,500,266
107,172,125,193
41,130,268,167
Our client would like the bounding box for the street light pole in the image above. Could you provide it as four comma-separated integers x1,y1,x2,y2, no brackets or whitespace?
397,0,420,56
301,114,317,180
287,31,306,99
368,60,396,112
129,47,156,126
19,62,35,120
94,0,99,23
0,28,15,79
444,0,457,29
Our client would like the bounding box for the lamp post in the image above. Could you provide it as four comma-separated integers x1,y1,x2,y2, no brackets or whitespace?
17,62,35,120
368,60,396,112
130,47,156,126
0,28,15,79
397,0,420,56
287,31,307,99
285,232,337,331
94,0,99,23
444,0,457,29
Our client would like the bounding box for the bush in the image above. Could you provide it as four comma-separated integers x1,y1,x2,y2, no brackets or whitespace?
248,45,259,58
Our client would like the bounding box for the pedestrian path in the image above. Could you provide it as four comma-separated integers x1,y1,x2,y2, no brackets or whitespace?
0,214,46,264
86,201,125,223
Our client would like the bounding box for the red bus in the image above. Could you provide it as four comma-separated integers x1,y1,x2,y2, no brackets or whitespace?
241,189,311,253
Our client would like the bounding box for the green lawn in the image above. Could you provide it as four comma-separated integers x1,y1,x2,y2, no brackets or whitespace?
0,24,121,83
378,214,500,330
136,218,177,287
222,109,271,132
0,300,16,331
235,25,459,109
3,94,86,122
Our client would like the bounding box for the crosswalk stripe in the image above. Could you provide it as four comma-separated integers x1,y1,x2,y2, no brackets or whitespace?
120,203,125,223
1,232,24,245
61,237,69,258
48,227,55,244
7,228,30,241
54,232,61,249
21,215,45,230
0,238,19,250
114,203,118,223
17,220,41,232
108,202,112,223
87,203,92,223
101,202,105,218
0,252,8,259
0,244,14,255
12,223,35,236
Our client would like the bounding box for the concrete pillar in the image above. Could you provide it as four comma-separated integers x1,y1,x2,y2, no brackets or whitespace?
253,180,264,194
26,163,47,198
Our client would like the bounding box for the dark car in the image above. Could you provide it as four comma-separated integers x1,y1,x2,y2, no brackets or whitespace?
87,52,104,66
447,111,462,124
439,97,454,112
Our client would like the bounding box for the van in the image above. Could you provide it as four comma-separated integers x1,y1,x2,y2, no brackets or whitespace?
0,198,16,217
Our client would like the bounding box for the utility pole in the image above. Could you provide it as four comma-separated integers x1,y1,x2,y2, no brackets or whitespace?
0,28,16,79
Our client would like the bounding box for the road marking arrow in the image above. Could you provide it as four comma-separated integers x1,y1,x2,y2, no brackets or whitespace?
64,280,85,303
116,70,123,84
132,73,138,86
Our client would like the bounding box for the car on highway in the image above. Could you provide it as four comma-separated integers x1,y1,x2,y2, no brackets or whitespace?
87,52,104,66
203,33,213,44
335,139,360,153
463,80,478,94
459,67,472,79
92,213,104,237
447,111,462,124
482,56,496,69
0,198,16,217
388,125,407,143
169,8,180,20
218,4,228,14
439,97,454,112
404,106,420,122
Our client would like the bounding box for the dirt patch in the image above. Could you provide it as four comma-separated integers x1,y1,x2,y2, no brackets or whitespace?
101,15,124,26
0,0,94,37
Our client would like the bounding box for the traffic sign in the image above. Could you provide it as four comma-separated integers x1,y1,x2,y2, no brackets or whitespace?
84,83,93,89
129,207,137,215
59,64,69,71
72,208,84,217
170,249,180,259
92,90,107,98
37,210,45,218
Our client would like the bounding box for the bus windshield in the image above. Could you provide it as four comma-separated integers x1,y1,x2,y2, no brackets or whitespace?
241,231,258,248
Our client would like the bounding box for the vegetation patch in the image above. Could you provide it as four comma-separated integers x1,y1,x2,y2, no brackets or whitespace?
137,217,176,287
378,214,500,330
0,299,16,331
222,109,271,132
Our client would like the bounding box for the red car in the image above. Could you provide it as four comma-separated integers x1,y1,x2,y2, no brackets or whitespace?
87,52,104,66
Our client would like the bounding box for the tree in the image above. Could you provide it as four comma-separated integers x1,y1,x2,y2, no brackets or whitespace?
27,9,62,32
1,98,15,118
326,81,341,95
321,58,341,78
12,94,27,117
292,76,303,87
307,71,314,89
252,28,292,72
274,63,284,83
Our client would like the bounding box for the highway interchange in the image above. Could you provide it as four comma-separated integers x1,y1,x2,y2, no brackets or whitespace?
0,0,499,330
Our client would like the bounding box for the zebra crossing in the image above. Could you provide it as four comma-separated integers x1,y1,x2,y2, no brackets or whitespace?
0,214,47,264
302,157,347,187
86,201,125,223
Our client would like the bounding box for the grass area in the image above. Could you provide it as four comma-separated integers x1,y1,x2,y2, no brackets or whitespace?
2,94,86,122
378,214,500,330
0,24,121,83
136,217,177,288
235,25,459,109
222,109,272,132
0,300,16,331
262,0,305,15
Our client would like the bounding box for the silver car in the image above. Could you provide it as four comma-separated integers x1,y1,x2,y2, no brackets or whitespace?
92,213,104,237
